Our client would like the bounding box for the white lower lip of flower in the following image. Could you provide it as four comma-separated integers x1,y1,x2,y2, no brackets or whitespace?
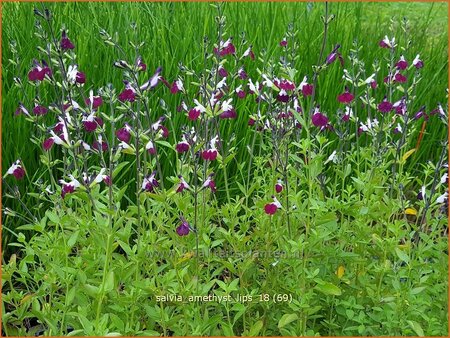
436,192,448,204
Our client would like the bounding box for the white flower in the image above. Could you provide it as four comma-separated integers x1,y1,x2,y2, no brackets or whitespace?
66,65,78,84
324,150,338,164
436,192,448,204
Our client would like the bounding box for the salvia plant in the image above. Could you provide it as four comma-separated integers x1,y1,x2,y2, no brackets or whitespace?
2,2,448,336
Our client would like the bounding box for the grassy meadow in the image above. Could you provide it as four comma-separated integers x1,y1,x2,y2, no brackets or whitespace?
1,1,449,336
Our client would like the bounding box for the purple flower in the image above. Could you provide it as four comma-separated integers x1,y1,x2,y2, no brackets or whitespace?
176,175,190,193
170,79,184,94
116,124,132,143
140,66,162,91
188,100,206,121
202,173,216,193
235,85,246,99
279,38,287,47
85,96,103,109
214,38,235,57
238,67,248,80
93,139,108,152
219,99,237,119
413,54,424,69
60,30,75,50
76,71,86,84
395,55,408,70
325,44,343,66
275,179,283,193
394,72,407,83
142,171,158,192
264,196,282,215
118,81,136,102
43,138,55,151
337,87,354,104
59,175,81,199
311,108,329,127
135,56,147,71
275,79,295,91
202,136,219,161
378,97,393,113
33,104,48,116
276,89,289,103
176,217,191,236
6,160,25,180
299,76,313,97
176,137,190,153
146,140,156,155
28,60,52,82
414,106,428,121
218,66,228,78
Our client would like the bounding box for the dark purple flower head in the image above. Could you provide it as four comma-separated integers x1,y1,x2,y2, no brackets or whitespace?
276,90,289,103
7,160,25,180
394,72,407,83
264,196,282,215
59,176,81,199
275,79,295,91
414,106,428,121
235,85,246,99
378,97,393,113
413,54,424,69
311,108,329,127
214,38,235,57
379,36,395,49
93,139,108,152
393,97,406,115
60,30,75,50
275,179,283,193
238,67,248,80
61,184,75,199
176,217,191,236
325,44,343,66
142,171,158,192
202,149,218,161
279,38,287,47
136,56,147,72
28,60,52,82
303,84,314,96
170,79,184,94
76,71,86,84
337,87,354,104
202,173,216,193
33,104,48,116
176,137,190,153
220,99,237,119
118,88,136,102
395,55,408,70
218,66,228,78
248,118,256,126
116,124,132,143
85,96,103,109
43,138,55,151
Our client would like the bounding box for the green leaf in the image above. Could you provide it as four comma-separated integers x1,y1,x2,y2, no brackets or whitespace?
248,320,264,336
395,248,410,264
67,231,79,248
315,282,342,296
278,313,298,329
407,320,424,336
45,210,60,224
104,270,115,292
84,284,100,298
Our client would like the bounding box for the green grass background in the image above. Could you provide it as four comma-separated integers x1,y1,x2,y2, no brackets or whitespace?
2,1,448,199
